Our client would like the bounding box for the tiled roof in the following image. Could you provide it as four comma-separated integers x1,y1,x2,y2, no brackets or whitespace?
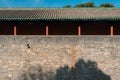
0,8,120,21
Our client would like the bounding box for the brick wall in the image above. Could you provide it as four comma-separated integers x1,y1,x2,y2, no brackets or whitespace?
0,36,120,80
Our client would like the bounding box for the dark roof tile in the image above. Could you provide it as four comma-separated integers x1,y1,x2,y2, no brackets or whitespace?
0,8,120,20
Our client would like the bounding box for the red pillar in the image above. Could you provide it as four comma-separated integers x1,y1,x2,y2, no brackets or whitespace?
110,25,113,36
46,26,48,36
14,26,16,36
78,26,81,36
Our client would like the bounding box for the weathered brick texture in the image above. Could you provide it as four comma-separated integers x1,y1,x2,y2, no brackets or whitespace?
0,36,120,80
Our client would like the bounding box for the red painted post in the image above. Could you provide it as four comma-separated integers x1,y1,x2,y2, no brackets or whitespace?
14,26,16,36
78,26,81,36
46,26,48,36
110,25,113,36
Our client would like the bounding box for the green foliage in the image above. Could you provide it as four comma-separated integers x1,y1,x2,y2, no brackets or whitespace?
63,5,71,8
63,2,115,8
100,3,114,7
74,2,95,8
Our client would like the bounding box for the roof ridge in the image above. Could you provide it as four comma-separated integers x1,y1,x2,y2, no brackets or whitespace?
0,8,120,10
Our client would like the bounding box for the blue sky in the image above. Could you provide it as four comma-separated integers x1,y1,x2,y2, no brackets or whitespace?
0,0,119,8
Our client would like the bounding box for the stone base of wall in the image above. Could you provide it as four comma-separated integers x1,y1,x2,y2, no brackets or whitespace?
0,36,120,80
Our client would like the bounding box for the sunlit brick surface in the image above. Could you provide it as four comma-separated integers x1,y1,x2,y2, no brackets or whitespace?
0,36,120,80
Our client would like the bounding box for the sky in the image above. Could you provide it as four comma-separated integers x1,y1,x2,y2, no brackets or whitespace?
0,0,120,8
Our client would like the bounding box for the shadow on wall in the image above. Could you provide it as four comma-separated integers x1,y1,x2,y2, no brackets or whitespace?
20,66,54,80
20,59,111,80
55,59,111,80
